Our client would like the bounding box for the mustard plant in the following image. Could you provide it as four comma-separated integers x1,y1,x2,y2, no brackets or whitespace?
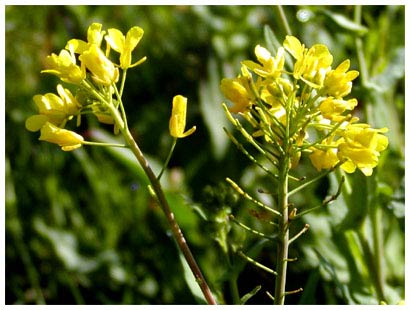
25,23,215,305
220,34,388,304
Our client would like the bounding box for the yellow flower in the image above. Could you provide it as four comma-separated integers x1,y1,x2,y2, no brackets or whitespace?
86,23,106,46
284,36,333,88
25,85,81,132
169,95,196,138
283,35,305,59
319,97,358,121
323,60,359,98
309,147,339,171
242,45,285,78
105,26,145,69
39,122,84,151
91,105,115,125
42,49,86,84
79,44,119,86
338,125,389,176
66,23,105,54
220,76,253,113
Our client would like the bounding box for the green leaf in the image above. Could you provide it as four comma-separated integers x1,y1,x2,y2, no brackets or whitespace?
319,9,368,36
199,57,230,160
315,249,356,304
263,25,282,54
337,171,369,231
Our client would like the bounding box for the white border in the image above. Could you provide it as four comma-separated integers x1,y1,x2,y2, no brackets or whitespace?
2,2,408,309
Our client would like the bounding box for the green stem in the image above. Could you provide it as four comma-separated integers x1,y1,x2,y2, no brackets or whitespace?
82,141,127,148
370,203,385,301
157,138,177,181
358,224,385,301
273,86,295,305
107,102,216,305
277,6,292,36
273,156,290,305
354,6,385,302
119,69,127,98
229,276,241,305
354,6,369,86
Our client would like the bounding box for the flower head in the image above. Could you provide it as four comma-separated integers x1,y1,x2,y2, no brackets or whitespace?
79,44,119,86
319,97,358,121
169,95,196,138
338,125,389,176
323,60,359,98
220,75,253,113
284,36,333,88
39,122,84,151
26,85,81,132
105,26,145,69
42,49,86,84
242,45,285,79
309,146,339,171
66,23,105,54
221,35,389,177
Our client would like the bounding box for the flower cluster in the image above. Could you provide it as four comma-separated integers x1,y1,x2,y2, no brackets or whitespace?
221,36,388,176
26,23,195,151
26,23,146,150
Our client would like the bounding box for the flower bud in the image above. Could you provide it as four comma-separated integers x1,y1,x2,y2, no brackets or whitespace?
169,95,196,138
39,122,84,151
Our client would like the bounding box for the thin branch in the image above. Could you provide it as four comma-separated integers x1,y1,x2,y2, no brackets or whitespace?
285,288,303,296
224,128,278,179
226,177,281,217
277,6,292,35
230,215,278,240
293,176,345,219
289,224,310,245
238,251,277,275
288,163,342,197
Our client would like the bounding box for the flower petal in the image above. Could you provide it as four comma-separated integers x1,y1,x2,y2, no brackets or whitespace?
25,115,48,132
106,28,125,53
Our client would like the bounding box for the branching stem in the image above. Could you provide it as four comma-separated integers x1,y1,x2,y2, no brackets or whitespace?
106,96,216,304
121,126,217,305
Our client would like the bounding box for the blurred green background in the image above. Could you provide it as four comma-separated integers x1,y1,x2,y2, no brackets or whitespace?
5,5,404,305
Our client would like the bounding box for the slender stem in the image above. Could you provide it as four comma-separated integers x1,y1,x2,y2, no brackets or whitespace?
229,276,241,305
100,89,216,304
106,100,216,304
354,6,385,302
157,138,177,181
273,86,294,305
370,202,385,301
82,141,127,148
358,225,385,301
277,6,292,36
273,156,290,305
122,128,217,304
119,69,127,98
354,6,369,86
113,84,129,131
